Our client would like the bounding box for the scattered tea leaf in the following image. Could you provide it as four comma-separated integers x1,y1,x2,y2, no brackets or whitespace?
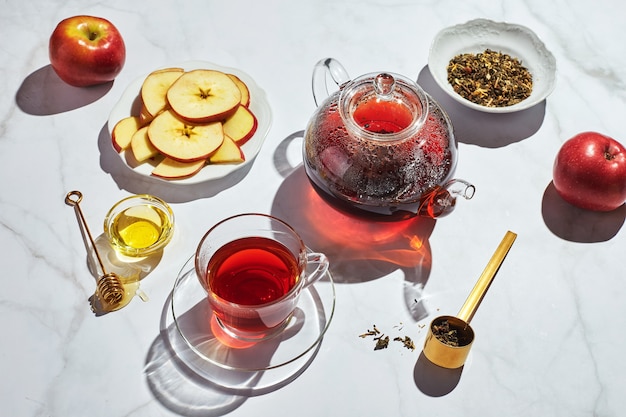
359,325,381,338
360,324,415,352
374,335,390,350
394,336,416,351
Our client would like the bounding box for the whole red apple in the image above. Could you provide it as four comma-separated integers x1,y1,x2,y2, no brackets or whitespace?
49,15,125,87
553,131,626,211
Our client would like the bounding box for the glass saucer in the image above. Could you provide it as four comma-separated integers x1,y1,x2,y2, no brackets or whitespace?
170,255,336,375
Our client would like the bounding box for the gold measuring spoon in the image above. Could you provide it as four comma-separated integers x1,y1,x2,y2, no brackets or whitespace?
65,191,125,309
423,230,517,369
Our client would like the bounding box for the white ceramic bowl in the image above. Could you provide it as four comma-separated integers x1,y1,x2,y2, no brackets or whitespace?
428,19,557,113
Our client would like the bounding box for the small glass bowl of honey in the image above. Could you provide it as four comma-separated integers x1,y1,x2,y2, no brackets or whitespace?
104,194,174,258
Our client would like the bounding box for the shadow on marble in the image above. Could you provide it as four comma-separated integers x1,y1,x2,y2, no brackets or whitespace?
15,64,112,115
145,331,247,416
542,181,625,242
271,131,435,322
145,290,320,416
413,351,463,397
417,66,546,148
97,123,252,203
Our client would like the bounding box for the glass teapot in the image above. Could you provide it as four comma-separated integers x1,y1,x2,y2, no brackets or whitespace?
303,58,475,220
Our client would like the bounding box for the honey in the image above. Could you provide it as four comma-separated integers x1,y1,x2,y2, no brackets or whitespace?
108,204,172,256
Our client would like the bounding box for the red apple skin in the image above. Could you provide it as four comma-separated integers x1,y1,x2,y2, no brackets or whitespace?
49,15,125,87
553,132,626,211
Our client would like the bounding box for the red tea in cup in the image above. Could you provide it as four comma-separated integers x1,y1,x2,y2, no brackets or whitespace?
195,213,329,341
208,237,299,305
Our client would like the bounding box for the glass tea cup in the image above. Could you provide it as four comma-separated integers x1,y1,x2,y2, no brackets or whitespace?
195,213,329,342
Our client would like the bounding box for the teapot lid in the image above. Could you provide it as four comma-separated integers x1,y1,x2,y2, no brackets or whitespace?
339,72,429,141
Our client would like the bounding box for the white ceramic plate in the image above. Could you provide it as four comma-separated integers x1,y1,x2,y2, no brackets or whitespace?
428,19,556,113
107,61,272,184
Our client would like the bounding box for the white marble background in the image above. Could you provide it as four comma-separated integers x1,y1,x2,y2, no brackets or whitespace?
2,0,625,416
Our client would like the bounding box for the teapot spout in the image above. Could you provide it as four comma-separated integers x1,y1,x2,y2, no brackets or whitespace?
417,179,475,218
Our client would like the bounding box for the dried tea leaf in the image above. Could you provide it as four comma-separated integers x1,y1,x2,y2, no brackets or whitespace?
360,324,416,352
447,49,533,107
359,325,381,338
432,320,460,347
393,336,416,351
374,335,390,350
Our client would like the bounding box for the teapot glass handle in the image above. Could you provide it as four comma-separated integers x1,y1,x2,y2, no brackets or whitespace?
312,58,351,107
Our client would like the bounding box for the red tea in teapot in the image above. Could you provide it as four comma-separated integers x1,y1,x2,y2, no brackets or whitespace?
353,99,414,134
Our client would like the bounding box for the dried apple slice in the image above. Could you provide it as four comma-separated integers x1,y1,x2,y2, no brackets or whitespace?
227,73,250,107
209,135,245,164
140,67,184,118
130,126,159,162
222,104,258,146
112,116,141,152
167,69,241,123
147,109,224,162
152,157,206,180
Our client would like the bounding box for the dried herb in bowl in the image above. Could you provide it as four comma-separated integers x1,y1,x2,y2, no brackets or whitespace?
447,49,533,107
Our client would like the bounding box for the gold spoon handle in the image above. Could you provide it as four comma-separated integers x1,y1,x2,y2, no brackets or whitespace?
65,191,107,275
457,230,517,323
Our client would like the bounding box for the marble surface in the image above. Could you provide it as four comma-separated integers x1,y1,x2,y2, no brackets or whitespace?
2,0,626,416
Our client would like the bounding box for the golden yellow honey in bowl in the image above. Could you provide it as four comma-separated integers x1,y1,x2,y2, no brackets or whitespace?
112,205,168,248
104,195,174,257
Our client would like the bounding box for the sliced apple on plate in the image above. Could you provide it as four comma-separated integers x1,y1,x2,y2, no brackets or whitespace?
147,109,224,162
130,126,159,162
222,104,258,146
209,135,245,163
167,69,241,123
111,65,262,181
140,67,184,119
227,73,250,107
152,157,206,180
112,116,142,152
